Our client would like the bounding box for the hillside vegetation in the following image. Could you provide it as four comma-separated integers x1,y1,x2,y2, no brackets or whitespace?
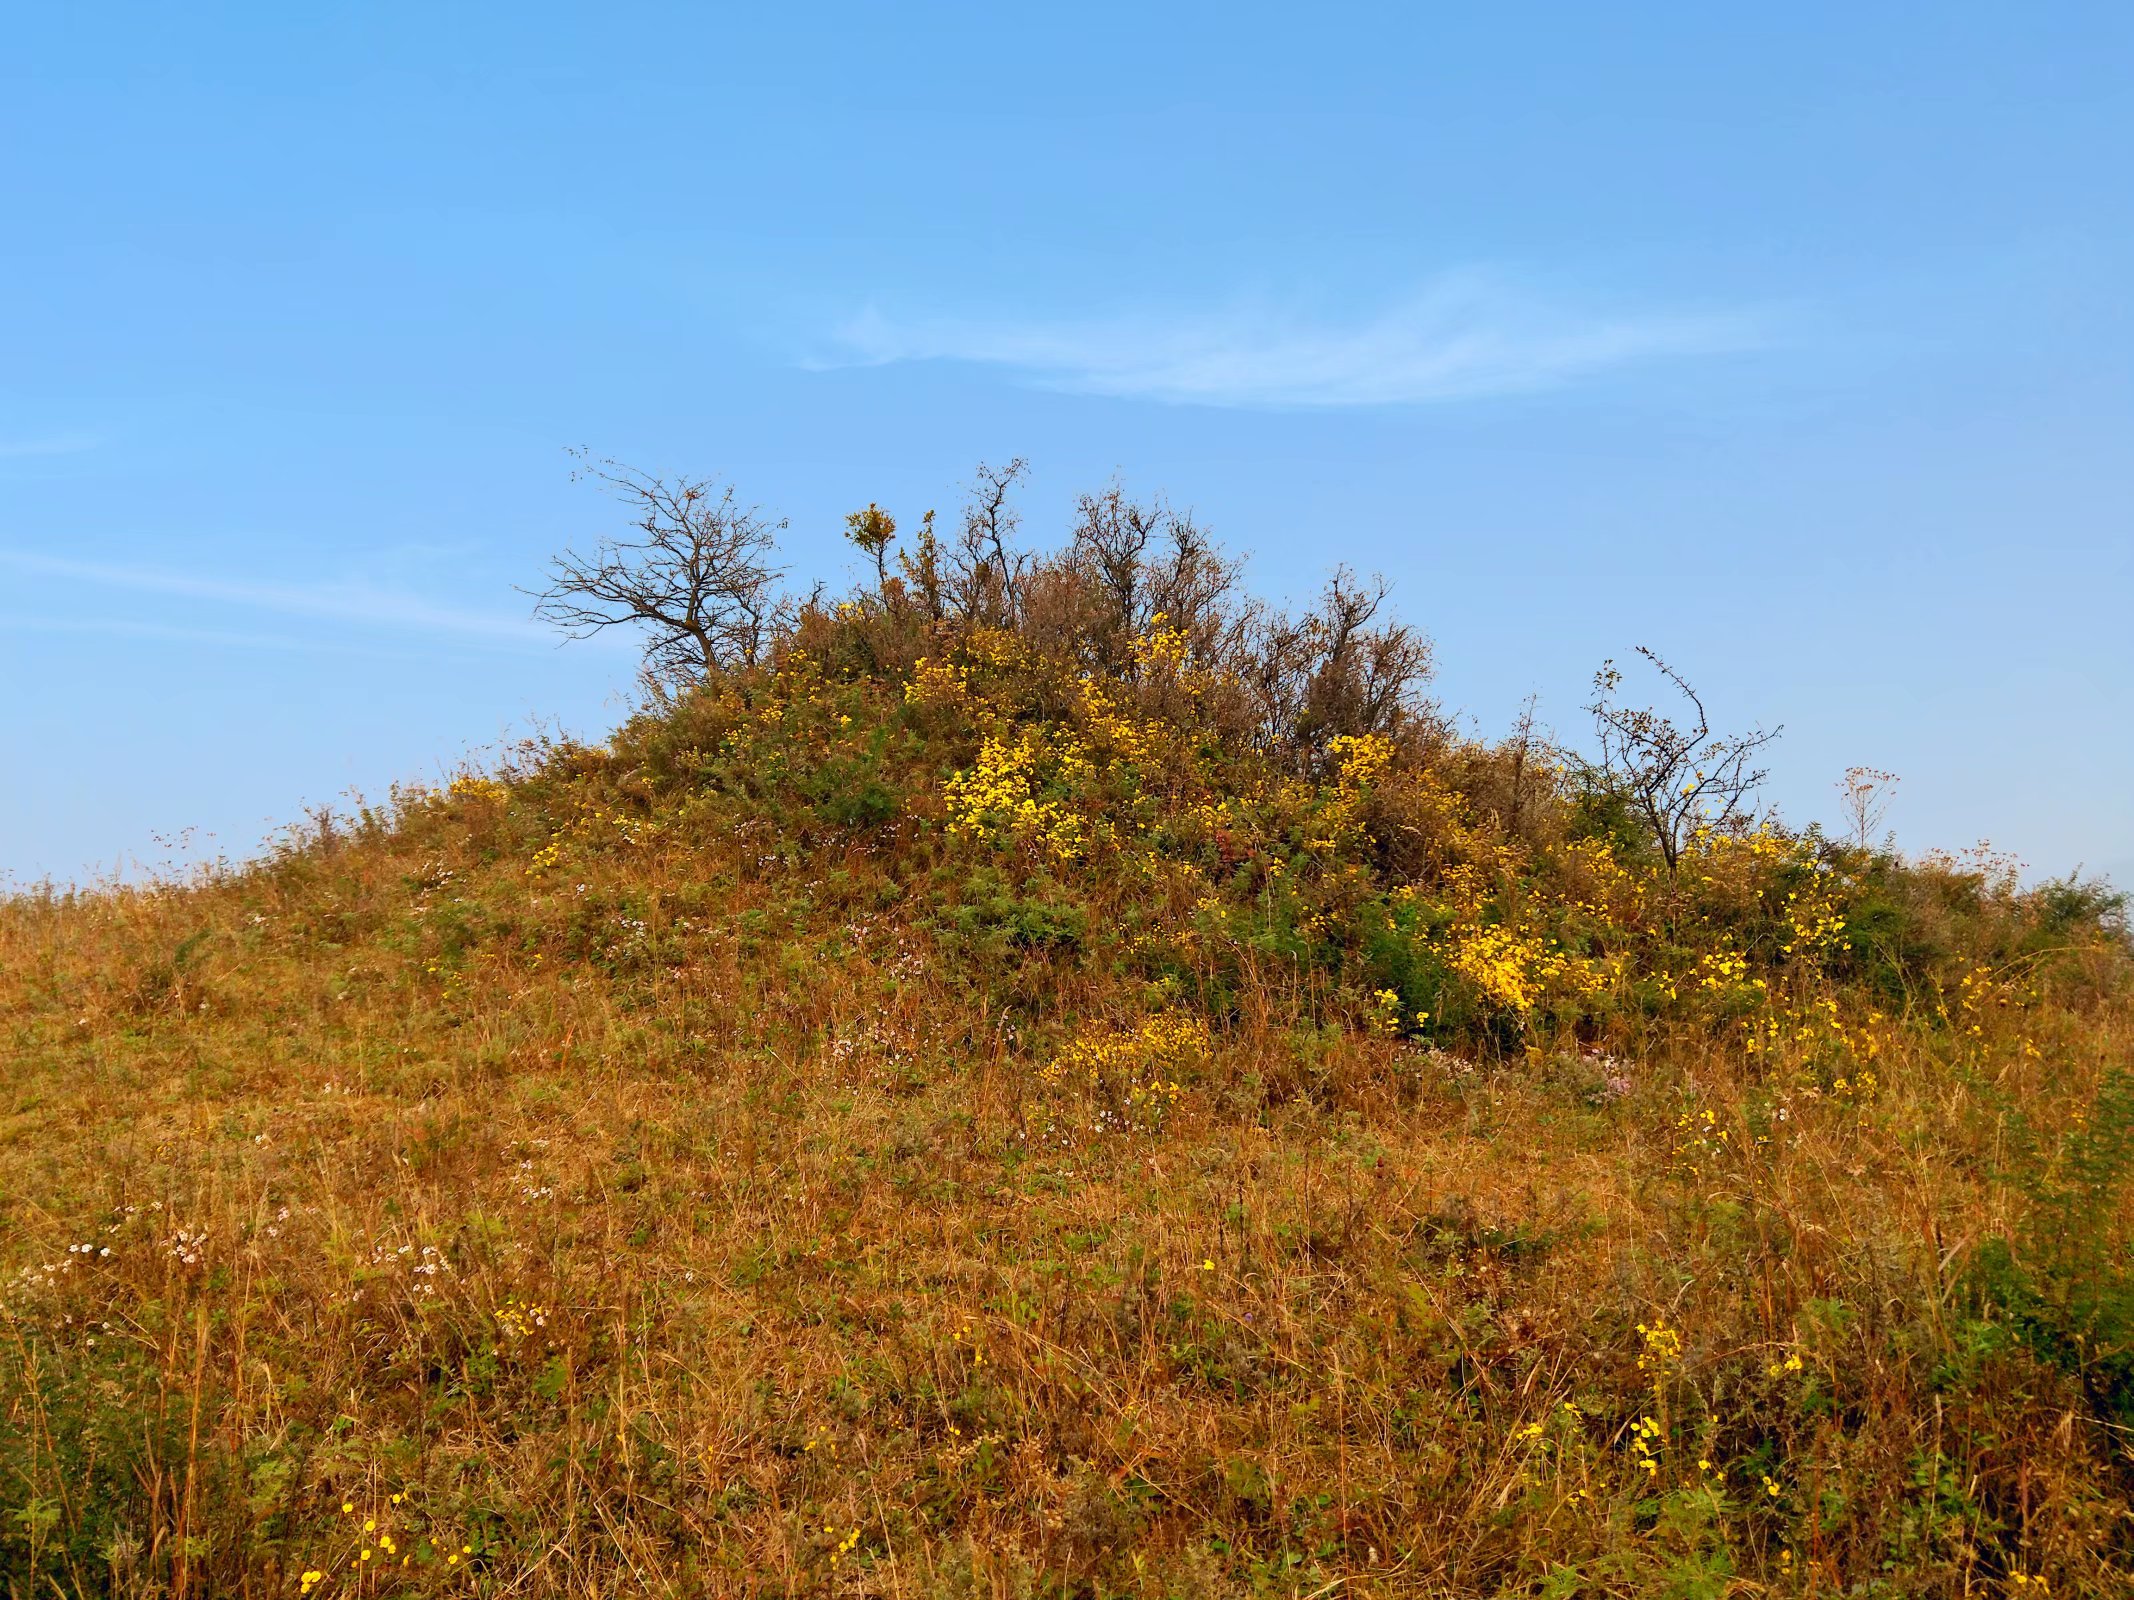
4,475,2131,1598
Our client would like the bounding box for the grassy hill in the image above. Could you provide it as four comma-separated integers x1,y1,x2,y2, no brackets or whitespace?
4,501,2131,1597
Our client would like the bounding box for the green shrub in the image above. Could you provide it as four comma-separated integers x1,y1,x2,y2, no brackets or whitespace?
1967,1068,2134,1429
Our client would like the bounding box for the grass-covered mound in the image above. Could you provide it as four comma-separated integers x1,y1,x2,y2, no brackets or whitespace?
4,498,2131,1596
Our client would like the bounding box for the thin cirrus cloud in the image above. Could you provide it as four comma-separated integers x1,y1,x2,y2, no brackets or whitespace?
0,612,526,668
0,549,582,651
0,432,100,459
814,277,1771,408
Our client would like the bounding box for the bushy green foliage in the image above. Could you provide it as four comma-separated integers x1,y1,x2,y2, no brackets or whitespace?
1969,1069,2134,1428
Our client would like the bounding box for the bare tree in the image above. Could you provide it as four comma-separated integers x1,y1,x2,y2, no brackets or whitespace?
1586,647,1779,873
1836,765,1899,849
1244,569,1435,764
1066,481,1242,672
946,458,1029,623
1068,481,1161,657
1502,692,1545,840
532,454,789,682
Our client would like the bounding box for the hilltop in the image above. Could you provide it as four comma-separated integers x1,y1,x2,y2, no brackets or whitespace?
3,479,2131,1598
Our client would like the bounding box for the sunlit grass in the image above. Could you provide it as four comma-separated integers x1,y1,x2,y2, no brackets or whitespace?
3,593,2129,1597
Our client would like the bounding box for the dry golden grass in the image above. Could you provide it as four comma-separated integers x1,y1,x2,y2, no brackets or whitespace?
4,630,2131,1599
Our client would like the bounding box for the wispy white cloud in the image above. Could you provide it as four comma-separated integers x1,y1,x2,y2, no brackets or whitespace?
813,275,1768,408
0,433,99,459
0,612,504,662
0,550,579,650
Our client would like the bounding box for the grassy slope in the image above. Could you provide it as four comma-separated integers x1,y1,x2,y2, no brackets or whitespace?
3,634,2131,1599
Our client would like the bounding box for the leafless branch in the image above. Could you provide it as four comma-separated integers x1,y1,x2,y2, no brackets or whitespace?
1837,765,1900,850
529,452,789,682
1066,481,1243,673
946,458,1030,623
1585,646,1779,872
1243,568,1435,765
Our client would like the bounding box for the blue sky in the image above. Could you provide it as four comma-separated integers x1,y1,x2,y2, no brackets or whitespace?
3,4,2129,886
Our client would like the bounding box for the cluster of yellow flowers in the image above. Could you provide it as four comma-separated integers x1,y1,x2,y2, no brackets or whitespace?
1636,1319,1683,1382
1628,1413,1665,1478
446,775,511,805
1742,995,1884,1088
1945,963,2025,1042
1687,821,1792,863
944,730,1093,861
1130,611,1191,674
1044,1014,1209,1132
421,956,473,1002
964,627,1030,671
522,798,649,879
822,1522,862,1566
1558,834,1644,919
494,1297,553,1342
1669,1107,1732,1177
1446,921,1569,1015
1828,1067,1880,1102
306,1495,473,1586
1327,732,1396,789
903,655,972,712
1505,1399,1588,1486
1365,987,1414,1037
1304,733,1396,851
948,1315,988,1371
1781,881,1849,959
1073,676,1154,769
1695,946,1763,996
569,802,654,849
